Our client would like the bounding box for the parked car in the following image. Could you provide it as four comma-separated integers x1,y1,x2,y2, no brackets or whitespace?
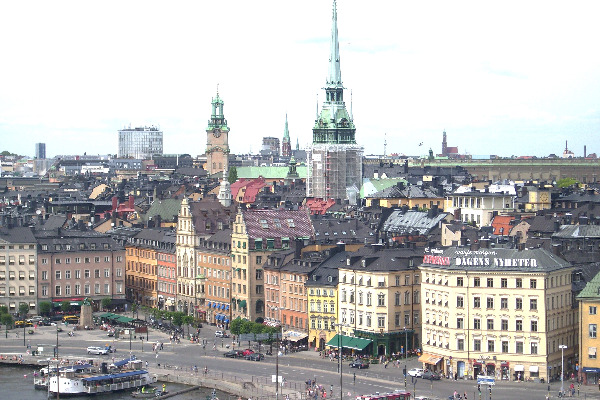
87,346,109,355
245,353,264,361
408,368,424,377
242,349,255,356
422,371,441,380
215,330,229,338
107,330,115,337
349,361,369,369
223,350,243,358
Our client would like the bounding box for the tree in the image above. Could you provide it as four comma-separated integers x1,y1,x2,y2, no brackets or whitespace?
557,177,579,188
171,311,185,327
1,313,13,328
39,301,52,316
19,303,29,318
0,305,8,315
227,167,238,184
182,315,194,337
101,298,112,311
61,301,72,313
229,317,243,336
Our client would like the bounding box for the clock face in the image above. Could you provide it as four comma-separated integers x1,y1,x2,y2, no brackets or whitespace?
212,129,221,138
540,193,548,202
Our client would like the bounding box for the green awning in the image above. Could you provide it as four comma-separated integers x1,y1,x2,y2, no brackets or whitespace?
239,300,247,308
347,337,372,351
326,335,371,350
326,334,353,349
97,312,115,318
116,316,134,323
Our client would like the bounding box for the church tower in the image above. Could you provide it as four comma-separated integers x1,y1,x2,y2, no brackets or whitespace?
307,0,363,203
281,114,292,157
218,170,233,207
206,90,230,176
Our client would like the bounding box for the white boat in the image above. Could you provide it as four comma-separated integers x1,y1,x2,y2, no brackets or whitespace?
49,357,156,396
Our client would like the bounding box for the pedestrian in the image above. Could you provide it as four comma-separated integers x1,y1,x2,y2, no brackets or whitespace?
464,392,468,399
145,361,148,369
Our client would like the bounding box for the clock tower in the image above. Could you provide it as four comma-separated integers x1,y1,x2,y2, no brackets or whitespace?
205,90,230,176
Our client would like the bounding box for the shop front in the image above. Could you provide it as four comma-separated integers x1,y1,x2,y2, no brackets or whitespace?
418,353,443,373
514,364,525,381
501,362,510,380
473,361,483,378
583,367,600,385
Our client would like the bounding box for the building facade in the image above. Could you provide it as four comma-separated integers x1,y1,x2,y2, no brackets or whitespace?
35,142,46,159
577,271,600,385
420,247,576,382
118,126,163,159
205,92,230,176
307,0,362,202
446,192,516,227
156,231,176,311
0,227,38,315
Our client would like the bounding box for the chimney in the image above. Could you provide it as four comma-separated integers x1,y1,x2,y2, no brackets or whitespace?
552,244,562,256
554,220,560,232
480,238,490,249
112,196,118,211
517,242,525,251
470,241,480,251
129,195,134,209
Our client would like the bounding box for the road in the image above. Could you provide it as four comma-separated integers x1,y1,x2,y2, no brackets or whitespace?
2,321,599,400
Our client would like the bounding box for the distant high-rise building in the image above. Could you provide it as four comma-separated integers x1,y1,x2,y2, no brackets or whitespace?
205,90,230,175
118,126,163,159
281,114,292,157
35,143,46,159
261,137,280,156
307,0,363,202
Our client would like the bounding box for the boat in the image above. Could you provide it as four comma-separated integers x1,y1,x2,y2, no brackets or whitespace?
131,386,167,398
48,357,156,396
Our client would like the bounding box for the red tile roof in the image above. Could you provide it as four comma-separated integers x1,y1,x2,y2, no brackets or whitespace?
305,198,336,215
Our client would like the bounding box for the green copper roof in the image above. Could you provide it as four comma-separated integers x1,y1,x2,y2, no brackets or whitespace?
236,166,307,179
360,178,408,198
577,270,600,300
141,198,182,222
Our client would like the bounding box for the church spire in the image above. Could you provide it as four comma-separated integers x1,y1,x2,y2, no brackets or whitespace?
327,0,342,88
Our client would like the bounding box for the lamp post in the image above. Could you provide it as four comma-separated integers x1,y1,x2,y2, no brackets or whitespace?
333,322,351,400
404,326,408,389
559,344,567,396
271,306,281,400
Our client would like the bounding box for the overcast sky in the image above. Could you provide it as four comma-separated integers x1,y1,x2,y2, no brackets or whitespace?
1,0,599,159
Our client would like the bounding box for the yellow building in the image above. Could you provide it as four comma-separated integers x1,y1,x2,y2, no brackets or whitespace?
420,247,576,382
577,271,600,385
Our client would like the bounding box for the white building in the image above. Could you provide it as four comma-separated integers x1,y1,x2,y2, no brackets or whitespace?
118,126,163,159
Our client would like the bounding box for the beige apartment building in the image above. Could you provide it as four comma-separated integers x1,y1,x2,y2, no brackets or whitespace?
420,246,575,382
0,227,38,314
577,271,600,385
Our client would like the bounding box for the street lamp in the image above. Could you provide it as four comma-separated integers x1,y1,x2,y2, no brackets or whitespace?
404,326,408,389
271,306,282,400
559,344,567,396
333,322,351,400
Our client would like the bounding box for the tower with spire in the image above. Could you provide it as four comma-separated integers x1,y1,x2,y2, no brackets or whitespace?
205,88,230,176
281,114,292,157
307,0,363,203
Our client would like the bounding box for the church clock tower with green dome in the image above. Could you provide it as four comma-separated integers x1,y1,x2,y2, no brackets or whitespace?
205,90,230,176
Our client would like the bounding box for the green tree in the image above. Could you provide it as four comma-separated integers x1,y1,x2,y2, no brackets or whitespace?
19,303,29,318
229,317,242,336
61,301,72,313
0,305,8,315
39,301,52,316
557,177,579,188
227,167,238,184
101,298,112,311
1,313,13,328
182,315,194,337
171,311,185,327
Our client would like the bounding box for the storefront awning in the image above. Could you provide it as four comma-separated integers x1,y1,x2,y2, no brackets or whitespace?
514,365,524,372
418,353,442,365
347,337,372,350
283,330,308,342
529,366,539,373
325,334,371,350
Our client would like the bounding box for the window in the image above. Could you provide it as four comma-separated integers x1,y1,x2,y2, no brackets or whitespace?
487,340,495,352
590,324,597,338
457,277,463,287
487,318,494,330
531,320,538,332
378,293,385,306
474,297,480,308
75,270,80,279
530,299,537,310
501,298,508,309
75,284,80,295
84,270,90,278
516,342,524,353
589,347,597,360
65,270,71,279
104,269,110,278
55,285,61,296
95,269,100,278
378,316,385,328
501,278,507,288
84,284,90,295
42,271,48,280
55,271,61,280
474,318,481,330
487,278,493,288
474,339,481,351
516,278,522,288
516,320,523,331
474,277,480,287
591,306,598,315
516,298,523,310
457,317,464,329
457,296,464,308
501,319,508,331
502,341,509,353
457,339,464,351
486,297,494,309
65,285,71,295
530,279,537,289
531,342,538,354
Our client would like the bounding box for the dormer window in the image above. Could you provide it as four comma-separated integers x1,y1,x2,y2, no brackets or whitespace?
260,219,268,229
327,276,333,282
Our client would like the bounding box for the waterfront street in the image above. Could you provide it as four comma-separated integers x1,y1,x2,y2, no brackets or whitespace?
2,321,599,400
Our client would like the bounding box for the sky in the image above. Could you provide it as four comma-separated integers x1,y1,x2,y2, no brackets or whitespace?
1,0,599,159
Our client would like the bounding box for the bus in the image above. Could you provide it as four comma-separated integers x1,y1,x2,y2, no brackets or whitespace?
356,392,411,400
63,315,79,324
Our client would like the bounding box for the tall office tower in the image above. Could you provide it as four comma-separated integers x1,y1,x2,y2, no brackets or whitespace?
307,0,363,203
281,114,292,157
35,143,46,159
118,126,163,159
205,91,230,175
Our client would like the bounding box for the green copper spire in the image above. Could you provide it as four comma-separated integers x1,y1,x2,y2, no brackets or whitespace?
312,0,355,145
207,87,229,131
283,113,290,140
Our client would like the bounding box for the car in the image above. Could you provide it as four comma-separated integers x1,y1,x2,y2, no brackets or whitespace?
242,349,254,356
107,330,115,337
245,353,264,361
408,368,424,377
103,346,115,353
215,330,229,338
422,371,441,380
223,350,243,358
87,346,109,355
28,316,43,323
349,361,369,369
15,320,33,327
